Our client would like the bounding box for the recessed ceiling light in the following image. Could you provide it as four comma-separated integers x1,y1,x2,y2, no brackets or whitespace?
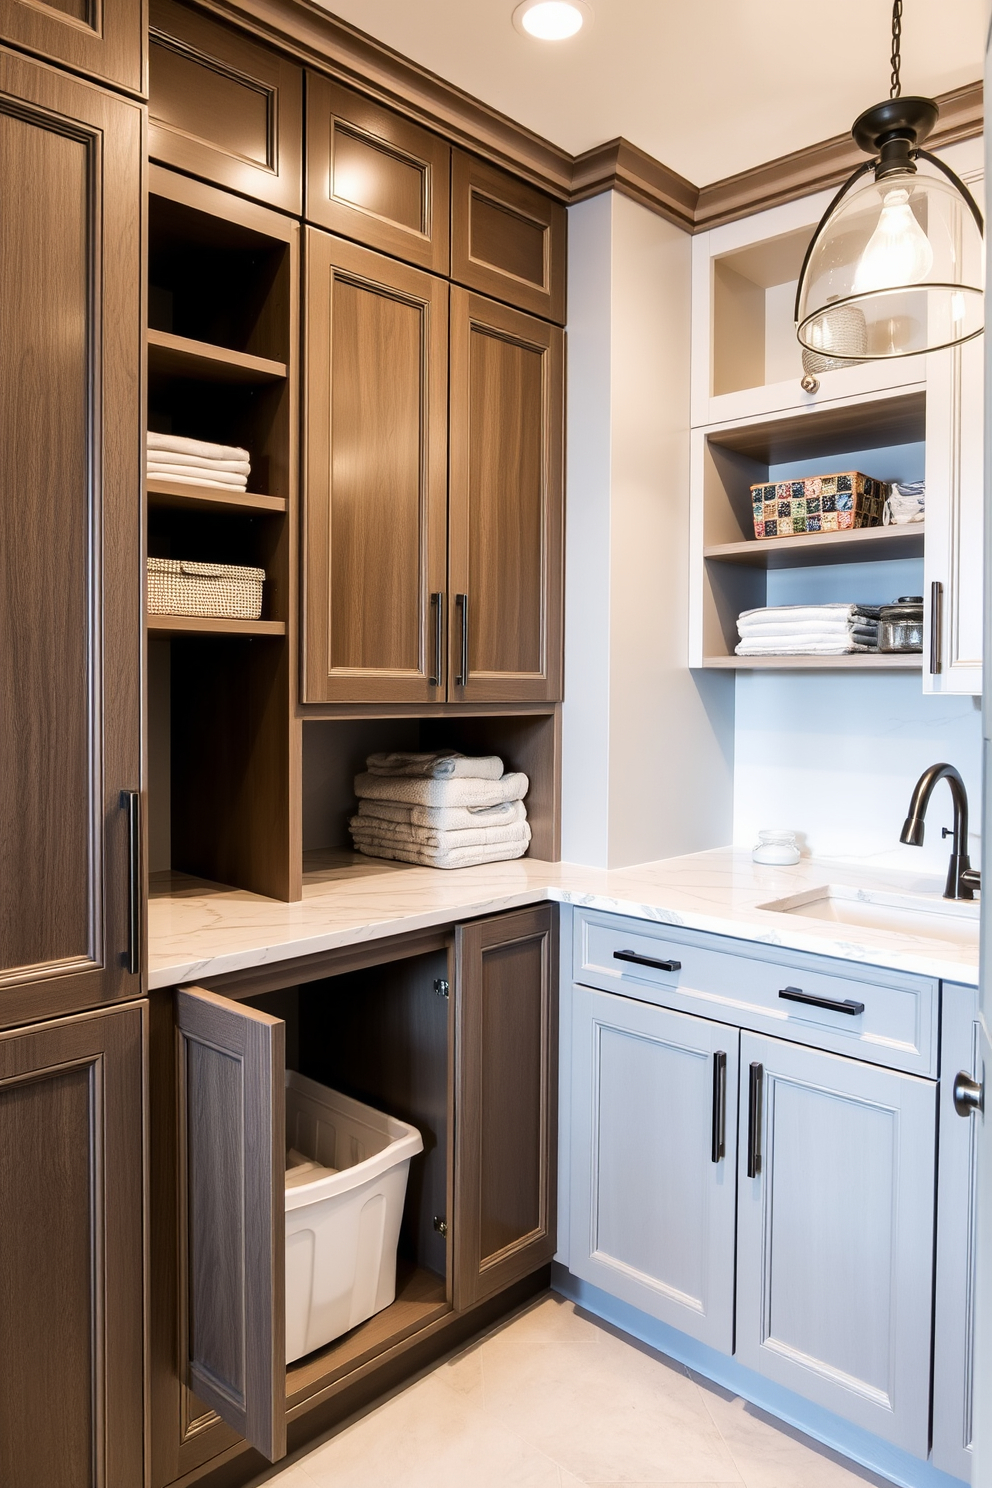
512,0,591,41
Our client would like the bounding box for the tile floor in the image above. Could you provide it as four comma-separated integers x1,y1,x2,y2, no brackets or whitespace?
255,1295,888,1488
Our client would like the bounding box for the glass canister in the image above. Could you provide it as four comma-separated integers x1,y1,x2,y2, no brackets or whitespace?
878,596,924,653
752,829,801,866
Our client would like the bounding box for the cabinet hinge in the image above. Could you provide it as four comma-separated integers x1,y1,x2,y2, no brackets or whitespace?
433,1215,448,1236
434,978,449,999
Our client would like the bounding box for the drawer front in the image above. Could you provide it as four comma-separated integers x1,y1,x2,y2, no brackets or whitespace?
573,910,936,1076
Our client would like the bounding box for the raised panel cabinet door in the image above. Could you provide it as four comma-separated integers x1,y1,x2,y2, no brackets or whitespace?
736,1032,936,1456
149,0,303,213
0,0,142,93
304,231,448,702
177,986,287,1462
454,905,558,1309
0,1001,145,1488
568,986,739,1352
449,290,564,702
0,50,142,1029
451,151,566,322
306,74,450,274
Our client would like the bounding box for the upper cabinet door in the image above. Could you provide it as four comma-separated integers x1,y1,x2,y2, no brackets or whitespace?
736,1032,936,1458
448,290,564,703
451,151,566,323
306,74,450,275
149,0,303,214
454,905,558,1309
304,231,448,703
177,986,287,1463
0,50,142,1028
0,0,142,93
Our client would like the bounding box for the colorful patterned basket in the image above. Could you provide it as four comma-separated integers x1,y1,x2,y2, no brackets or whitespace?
750,471,886,539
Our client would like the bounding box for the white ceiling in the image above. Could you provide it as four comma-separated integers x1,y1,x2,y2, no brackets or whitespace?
319,0,985,186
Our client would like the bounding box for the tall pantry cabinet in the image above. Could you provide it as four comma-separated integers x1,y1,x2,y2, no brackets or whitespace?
0,34,145,1488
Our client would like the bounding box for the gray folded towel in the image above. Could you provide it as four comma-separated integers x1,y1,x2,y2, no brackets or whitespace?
357,798,526,831
365,751,503,780
354,771,528,808
350,816,531,851
351,836,530,869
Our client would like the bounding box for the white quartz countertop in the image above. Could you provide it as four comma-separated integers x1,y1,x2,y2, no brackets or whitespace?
147,847,980,989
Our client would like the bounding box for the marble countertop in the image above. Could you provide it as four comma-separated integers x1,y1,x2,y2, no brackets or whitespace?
148,847,981,989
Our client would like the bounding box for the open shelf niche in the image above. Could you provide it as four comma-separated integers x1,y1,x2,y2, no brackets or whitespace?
690,387,927,669
146,163,301,901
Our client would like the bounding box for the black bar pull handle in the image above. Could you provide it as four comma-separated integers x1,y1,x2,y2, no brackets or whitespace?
613,949,682,973
778,985,865,1016
428,592,443,686
930,580,943,675
711,1051,727,1164
120,789,140,976
455,593,468,686
747,1061,763,1178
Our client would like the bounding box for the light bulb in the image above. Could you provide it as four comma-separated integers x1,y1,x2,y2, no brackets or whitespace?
852,186,934,295
513,1,586,39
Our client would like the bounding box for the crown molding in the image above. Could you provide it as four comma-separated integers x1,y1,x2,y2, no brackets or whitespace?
180,0,982,233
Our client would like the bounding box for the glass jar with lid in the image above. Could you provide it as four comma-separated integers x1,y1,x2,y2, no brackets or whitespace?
878,596,924,653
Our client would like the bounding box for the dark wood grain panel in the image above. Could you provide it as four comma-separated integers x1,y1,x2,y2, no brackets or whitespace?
307,74,450,274
454,905,557,1309
0,0,143,93
0,50,141,1026
304,231,448,703
149,0,302,212
448,290,563,703
0,1003,145,1488
451,151,565,322
178,986,286,1462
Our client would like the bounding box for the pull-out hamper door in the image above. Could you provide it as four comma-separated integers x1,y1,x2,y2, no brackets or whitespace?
177,987,287,1461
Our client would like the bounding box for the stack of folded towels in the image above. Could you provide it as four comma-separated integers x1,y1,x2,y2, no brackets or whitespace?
735,603,879,656
147,431,251,492
349,752,530,869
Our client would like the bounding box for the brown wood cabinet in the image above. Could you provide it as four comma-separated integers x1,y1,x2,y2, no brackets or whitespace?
303,231,448,704
0,0,143,94
0,48,143,1027
454,904,558,1308
149,0,303,213
0,1002,146,1488
306,74,451,274
449,290,564,702
451,150,566,323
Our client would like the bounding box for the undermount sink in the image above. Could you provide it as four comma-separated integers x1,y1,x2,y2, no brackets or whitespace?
757,883,980,945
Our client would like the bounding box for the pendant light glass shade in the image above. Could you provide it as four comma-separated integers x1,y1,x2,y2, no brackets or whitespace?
796,159,984,360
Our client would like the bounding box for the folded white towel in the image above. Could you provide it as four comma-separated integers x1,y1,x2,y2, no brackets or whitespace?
145,470,253,492
737,619,855,638
735,638,871,656
357,799,527,831
365,751,504,780
738,604,856,628
354,771,528,808
146,449,251,475
148,462,248,489
350,817,531,851
352,837,530,869
147,432,250,463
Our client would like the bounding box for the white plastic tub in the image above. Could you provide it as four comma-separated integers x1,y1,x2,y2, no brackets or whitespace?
284,1071,424,1363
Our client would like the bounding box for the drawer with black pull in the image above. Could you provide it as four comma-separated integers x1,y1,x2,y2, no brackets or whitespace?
571,908,937,1076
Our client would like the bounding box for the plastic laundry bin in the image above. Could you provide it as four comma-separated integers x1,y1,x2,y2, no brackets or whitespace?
283,1071,424,1363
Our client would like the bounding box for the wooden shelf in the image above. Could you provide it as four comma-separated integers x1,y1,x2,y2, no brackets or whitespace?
147,478,287,515
286,1262,448,1410
147,614,286,637
703,652,922,670
147,328,287,383
704,523,924,570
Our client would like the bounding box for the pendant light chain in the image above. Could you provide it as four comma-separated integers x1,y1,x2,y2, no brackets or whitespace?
890,0,903,98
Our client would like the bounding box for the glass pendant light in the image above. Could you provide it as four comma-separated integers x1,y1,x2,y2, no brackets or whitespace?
795,0,983,362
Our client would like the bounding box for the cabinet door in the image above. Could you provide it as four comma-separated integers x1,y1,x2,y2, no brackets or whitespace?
449,290,564,702
306,74,450,274
451,151,566,323
304,231,449,703
0,51,142,1029
0,0,142,93
454,905,557,1308
149,0,303,214
568,985,738,1352
932,985,981,1479
176,986,287,1462
0,1002,145,1488
736,1033,936,1456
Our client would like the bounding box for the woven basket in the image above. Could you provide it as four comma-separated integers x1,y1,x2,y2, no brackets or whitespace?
147,558,264,619
750,471,886,540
